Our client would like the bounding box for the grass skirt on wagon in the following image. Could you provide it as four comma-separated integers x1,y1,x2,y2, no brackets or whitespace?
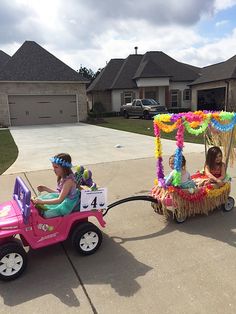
151,183,231,218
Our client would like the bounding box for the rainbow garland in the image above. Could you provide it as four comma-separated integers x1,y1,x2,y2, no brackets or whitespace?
153,111,236,187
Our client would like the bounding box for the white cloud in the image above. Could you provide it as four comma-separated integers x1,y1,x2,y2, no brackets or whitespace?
214,0,236,11
215,20,229,27
1,0,236,72
174,28,236,66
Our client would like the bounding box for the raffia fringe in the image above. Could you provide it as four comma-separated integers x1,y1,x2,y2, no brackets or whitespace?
151,184,230,218
207,127,236,167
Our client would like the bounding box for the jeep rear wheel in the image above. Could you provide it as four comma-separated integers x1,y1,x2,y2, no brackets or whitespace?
0,242,27,281
71,222,102,255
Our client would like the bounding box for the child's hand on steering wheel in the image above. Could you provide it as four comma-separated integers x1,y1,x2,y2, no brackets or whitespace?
37,185,46,192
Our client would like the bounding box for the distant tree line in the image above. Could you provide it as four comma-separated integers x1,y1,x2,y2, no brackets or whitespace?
78,66,102,82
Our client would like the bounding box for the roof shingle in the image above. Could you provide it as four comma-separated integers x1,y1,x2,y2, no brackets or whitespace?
190,55,236,85
0,50,11,70
87,59,124,92
88,51,201,92
134,51,200,81
0,41,87,82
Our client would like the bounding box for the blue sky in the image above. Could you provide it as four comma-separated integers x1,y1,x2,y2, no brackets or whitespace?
197,5,236,39
0,0,236,71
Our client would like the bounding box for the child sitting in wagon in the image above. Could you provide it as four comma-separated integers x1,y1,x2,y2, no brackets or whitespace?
193,146,229,188
165,154,196,189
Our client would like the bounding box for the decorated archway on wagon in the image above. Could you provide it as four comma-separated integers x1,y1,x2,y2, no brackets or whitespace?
151,111,236,217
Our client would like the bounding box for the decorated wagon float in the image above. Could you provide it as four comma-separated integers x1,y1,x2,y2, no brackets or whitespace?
151,111,236,223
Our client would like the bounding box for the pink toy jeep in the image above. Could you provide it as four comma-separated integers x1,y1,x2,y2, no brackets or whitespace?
0,177,106,281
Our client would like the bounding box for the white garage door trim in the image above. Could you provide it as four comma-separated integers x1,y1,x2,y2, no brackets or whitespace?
8,95,78,126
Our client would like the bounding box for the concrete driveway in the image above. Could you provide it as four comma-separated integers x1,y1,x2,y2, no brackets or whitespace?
1,156,236,313
5,123,205,174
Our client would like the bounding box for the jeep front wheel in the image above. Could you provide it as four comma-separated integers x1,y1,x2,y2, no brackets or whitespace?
71,222,102,255
0,242,27,281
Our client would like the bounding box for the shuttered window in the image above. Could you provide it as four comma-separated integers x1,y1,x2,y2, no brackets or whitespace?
170,90,181,107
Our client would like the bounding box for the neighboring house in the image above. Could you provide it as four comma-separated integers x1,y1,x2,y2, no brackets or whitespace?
0,41,89,126
190,55,236,112
87,51,201,112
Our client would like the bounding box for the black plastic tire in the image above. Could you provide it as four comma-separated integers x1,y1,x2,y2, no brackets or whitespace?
71,222,102,255
222,196,235,212
0,242,27,281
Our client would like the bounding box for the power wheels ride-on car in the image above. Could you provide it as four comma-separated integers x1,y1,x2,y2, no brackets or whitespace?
0,177,106,281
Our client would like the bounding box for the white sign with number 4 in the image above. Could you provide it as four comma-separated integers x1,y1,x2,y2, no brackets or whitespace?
80,188,107,212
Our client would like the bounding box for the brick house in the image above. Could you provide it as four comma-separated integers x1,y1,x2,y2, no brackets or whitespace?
0,41,89,126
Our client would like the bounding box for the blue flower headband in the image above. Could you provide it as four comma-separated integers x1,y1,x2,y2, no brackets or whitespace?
50,157,72,168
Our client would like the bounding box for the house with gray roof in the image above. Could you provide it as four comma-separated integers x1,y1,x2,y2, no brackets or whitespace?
190,55,236,112
0,41,88,126
87,50,201,112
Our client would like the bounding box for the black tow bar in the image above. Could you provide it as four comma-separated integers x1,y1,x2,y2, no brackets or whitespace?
103,195,158,216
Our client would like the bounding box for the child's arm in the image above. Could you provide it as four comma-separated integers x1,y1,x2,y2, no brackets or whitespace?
204,165,223,183
37,185,57,193
34,180,74,205
165,170,174,185
218,163,226,181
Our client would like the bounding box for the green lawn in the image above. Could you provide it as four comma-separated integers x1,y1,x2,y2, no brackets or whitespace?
87,117,204,144
0,130,18,175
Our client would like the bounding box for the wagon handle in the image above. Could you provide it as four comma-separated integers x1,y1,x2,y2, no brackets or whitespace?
103,195,157,216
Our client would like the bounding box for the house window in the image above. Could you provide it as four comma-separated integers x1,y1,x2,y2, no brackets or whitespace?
183,89,191,101
124,92,133,104
170,90,179,107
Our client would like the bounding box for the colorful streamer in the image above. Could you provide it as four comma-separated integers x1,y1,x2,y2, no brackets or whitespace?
153,110,236,189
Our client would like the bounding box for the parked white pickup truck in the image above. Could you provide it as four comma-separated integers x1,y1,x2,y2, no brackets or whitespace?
120,99,168,119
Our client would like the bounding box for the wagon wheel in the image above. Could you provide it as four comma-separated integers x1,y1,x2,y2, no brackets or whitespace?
222,196,235,212
174,210,187,223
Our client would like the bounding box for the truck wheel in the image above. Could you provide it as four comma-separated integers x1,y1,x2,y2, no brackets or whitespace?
71,222,102,255
0,242,27,281
143,111,150,120
124,111,129,119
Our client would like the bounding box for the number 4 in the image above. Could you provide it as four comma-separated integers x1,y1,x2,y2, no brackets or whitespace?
91,197,97,208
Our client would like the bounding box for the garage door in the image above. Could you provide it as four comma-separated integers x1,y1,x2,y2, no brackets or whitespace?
8,95,77,126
